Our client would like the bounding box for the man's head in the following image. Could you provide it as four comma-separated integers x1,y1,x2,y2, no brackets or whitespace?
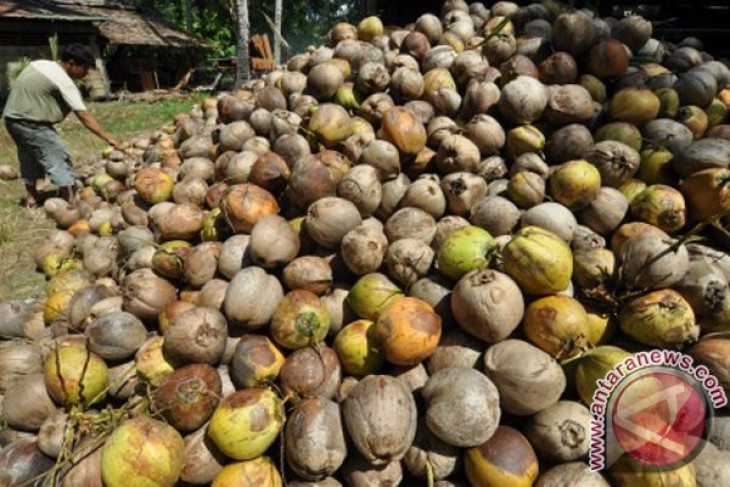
60,44,95,79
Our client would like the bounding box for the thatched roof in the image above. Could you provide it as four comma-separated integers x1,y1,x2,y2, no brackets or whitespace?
0,0,211,48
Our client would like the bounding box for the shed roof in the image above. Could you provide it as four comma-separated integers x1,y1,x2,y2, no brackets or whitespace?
0,0,211,48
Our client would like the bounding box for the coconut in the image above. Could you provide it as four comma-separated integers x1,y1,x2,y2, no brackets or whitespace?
207,388,284,460
223,266,284,331
620,232,689,290
249,151,291,195
248,215,300,269
469,196,521,236
385,207,436,244
486,336,567,415
580,187,629,236
400,177,446,219
339,222,388,276
0,438,56,486
279,345,341,402
587,39,630,80
440,172,486,216
85,311,146,361
341,454,403,487
546,124,594,165
385,238,435,287
404,419,460,481
155,364,221,432
378,106,427,157
464,426,539,487
673,137,730,178
549,159,602,210
460,80,500,120
390,66,424,102
221,183,280,233
285,398,347,481
270,290,330,350
550,10,597,57
0,344,43,392
609,87,660,126
536,462,610,487
525,401,592,463
507,171,545,208
306,63,344,101
463,114,505,157
521,202,578,242
539,52,578,85
44,343,108,407
502,226,573,295
346,273,403,321
544,84,595,126
574,346,633,406
498,76,549,125
134,167,174,204
643,118,694,155
0,300,34,338
122,269,177,323
435,134,480,174
630,184,686,233
334,319,385,376
675,69,718,108
585,140,641,188
337,165,382,218
228,334,285,389
163,307,227,364
436,225,496,281
450,269,523,343
619,289,698,347
422,367,500,447
2,373,57,431
343,375,417,464
689,337,730,395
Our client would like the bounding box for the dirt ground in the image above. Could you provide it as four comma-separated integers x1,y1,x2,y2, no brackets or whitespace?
0,93,207,301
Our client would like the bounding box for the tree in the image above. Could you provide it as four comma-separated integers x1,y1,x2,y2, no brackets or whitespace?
273,0,282,66
184,0,194,32
234,0,251,87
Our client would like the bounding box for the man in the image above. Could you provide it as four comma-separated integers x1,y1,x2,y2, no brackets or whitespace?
3,44,119,207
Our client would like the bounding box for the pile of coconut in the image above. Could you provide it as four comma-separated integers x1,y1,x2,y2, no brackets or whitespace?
4,1,730,485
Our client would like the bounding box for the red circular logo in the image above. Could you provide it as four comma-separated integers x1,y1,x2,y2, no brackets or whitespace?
611,370,707,467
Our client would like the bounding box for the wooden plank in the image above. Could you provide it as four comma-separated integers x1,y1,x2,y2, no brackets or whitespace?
260,33,273,61
251,57,273,70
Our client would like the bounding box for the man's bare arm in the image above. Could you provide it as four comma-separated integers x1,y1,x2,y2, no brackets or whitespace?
75,110,120,148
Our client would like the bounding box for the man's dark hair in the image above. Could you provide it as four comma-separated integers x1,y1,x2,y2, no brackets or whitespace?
60,44,95,67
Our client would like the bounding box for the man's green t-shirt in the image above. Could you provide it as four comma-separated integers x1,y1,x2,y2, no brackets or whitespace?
3,60,87,124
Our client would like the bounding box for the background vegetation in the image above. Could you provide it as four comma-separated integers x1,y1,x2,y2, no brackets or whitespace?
130,0,360,60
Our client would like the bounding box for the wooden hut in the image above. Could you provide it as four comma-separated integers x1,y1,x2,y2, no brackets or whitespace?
0,0,211,99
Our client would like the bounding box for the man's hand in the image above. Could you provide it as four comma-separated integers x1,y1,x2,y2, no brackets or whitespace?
75,110,120,149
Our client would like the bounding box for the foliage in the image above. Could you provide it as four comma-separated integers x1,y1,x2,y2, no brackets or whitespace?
130,0,360,60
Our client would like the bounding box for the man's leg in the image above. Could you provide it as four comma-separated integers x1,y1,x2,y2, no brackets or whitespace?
4,119,45,207
14,122,77,204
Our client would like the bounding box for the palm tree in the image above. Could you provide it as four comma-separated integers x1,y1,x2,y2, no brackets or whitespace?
234,0,251,87
274,0,282,66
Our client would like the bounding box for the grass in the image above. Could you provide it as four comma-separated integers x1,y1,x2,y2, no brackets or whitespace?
0,93,209,301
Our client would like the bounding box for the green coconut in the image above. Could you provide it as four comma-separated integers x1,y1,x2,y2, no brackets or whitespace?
436,225,496,281
345,273,404,320
333,319,385,376
44,343,108,407
574,346,633,406
207,388,284,460
502,226,573,295
619,289,699,348
101,416,185,487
